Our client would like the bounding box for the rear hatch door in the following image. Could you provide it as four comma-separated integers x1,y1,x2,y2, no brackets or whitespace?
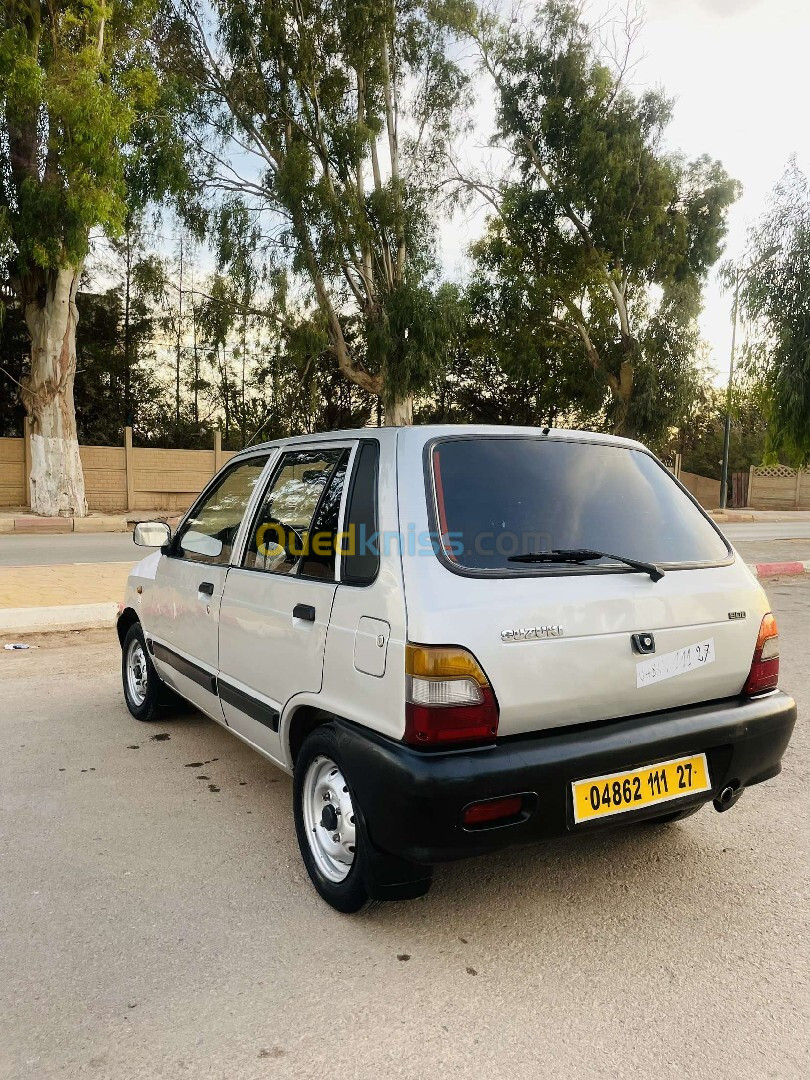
402,433,765,735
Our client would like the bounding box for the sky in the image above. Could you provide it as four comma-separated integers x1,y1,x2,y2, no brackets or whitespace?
441,0,810,384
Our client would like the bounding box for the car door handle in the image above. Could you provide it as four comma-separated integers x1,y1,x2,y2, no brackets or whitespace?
199,581,215,596
292,603,316,623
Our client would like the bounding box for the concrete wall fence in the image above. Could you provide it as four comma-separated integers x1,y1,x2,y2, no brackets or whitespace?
0,436,26,507
748,464,810,511
679,470,721,511
1,425,235,513
2,429,807,514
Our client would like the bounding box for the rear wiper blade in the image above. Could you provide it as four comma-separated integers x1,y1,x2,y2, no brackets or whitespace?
507,548,665,582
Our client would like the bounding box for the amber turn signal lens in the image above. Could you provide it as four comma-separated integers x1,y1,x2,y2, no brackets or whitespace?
405,644,490,686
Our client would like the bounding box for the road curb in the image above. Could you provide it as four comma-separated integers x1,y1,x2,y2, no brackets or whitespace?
749,561,810,578
0,603,118,636
1,513,181,534
711,510,810,522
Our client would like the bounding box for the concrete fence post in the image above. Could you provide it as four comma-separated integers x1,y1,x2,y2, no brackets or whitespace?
796,468,803,510
23,417,32,508
214,429,223,474
124,426,135,512
748,465,755,509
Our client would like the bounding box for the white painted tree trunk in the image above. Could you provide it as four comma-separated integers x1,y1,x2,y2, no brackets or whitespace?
386,394,414,426
20,266,87,517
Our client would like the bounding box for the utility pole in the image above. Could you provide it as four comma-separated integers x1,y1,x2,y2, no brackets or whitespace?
719,245,780,509
719,266,740,510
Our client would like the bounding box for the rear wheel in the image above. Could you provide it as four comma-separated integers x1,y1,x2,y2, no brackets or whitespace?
294,726,371,913
122,623,164,722
293,724,432,912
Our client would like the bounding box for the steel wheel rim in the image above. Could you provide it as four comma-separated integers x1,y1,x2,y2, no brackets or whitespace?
302,755,357,883
126,639,148,707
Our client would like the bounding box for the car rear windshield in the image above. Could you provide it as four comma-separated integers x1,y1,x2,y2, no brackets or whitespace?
430,437,730,573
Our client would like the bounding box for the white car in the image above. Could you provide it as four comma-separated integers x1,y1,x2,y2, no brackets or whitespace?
118,426,796,912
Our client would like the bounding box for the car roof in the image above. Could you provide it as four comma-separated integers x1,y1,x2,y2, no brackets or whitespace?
230,424,647,461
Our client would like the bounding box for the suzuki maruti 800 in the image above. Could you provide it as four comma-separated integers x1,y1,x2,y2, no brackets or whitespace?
118,427,797,911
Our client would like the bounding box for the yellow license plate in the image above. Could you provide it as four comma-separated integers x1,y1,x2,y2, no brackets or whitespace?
572,753,710,824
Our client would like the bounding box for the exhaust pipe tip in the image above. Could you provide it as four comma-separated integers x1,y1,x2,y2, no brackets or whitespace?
714,784,743,813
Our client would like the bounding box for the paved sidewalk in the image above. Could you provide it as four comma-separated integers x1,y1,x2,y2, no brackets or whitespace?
0,561,135,635
0,562,135,609
0,561,137,635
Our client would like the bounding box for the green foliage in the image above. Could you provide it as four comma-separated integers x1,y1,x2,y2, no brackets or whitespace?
73,287,168,444
0,1,180,283
452,0,739,438
735,159,810,466
157,0,470,412
0,283,168,443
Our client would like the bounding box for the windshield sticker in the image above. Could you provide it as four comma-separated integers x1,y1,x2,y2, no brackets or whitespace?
636,638,715,688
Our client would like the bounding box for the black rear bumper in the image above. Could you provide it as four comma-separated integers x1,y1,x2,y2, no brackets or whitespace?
334,691,797,865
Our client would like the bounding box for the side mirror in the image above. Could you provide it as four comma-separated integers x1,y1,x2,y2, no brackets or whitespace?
133,521,172,548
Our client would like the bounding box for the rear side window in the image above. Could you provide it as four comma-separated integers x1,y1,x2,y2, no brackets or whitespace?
430,438,730,573
299,453,349,581
341,441,380,586
243,449,344,576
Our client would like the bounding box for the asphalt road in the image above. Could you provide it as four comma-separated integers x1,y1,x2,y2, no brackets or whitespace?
721,523,810,564
722,522,810,542
0,532,139,567
1,582,808,1080
1,520,810,567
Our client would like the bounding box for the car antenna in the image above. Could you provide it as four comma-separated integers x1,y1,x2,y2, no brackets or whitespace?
244,410,274,447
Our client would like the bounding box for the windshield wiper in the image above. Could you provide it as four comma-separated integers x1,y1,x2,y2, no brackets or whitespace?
507,548,665,582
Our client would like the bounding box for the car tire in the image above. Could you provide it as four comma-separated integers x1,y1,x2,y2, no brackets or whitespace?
293,725,376,913
121,622,166,722
643,803,703,825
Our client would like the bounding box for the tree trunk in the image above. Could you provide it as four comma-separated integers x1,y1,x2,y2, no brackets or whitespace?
610,357,634,436
19,266,87,517
386,394,414,425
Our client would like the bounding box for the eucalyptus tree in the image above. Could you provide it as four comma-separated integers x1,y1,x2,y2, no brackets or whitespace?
450,0,739,437
0,0,173,514
159,0,468,423
734,160,810,465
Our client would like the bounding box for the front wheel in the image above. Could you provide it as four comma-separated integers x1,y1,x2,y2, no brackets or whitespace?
122,623,165,722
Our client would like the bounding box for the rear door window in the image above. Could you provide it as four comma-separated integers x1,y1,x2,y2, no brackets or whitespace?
430,437,730,573
243,448,345,576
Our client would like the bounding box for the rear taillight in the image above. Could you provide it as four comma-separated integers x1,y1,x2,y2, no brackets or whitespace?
404,644,499,747
743,613,780,696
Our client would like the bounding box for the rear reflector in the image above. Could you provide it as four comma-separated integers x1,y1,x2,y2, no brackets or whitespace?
743,613,780,696
463,795,524,827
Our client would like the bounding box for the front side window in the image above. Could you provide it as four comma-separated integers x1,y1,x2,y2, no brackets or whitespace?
243,448,345,576
174,457,268,565
430,437,730,573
